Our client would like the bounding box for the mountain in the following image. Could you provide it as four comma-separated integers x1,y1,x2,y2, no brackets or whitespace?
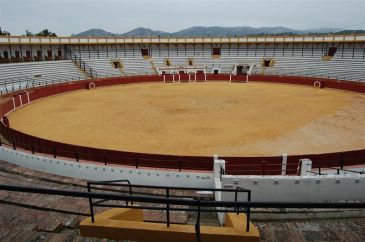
304,28,342,33
123,27,169,37
73,26,352,37
72,28,117,37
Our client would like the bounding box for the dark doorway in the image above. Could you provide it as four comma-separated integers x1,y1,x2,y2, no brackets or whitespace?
141,48,149,56
327,47,337,57
112,61,122,68
263,59,271,67
212,47,221,55
237,65,243,75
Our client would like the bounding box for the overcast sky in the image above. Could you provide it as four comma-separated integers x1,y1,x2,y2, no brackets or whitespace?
1,0,364,36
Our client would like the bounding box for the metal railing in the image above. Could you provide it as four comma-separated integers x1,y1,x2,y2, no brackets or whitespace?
253,66,365,83
66,48,99,79
0,183,364,242
310,165,364,176
0,138,213,172
0,76,84,95
87,180,251,232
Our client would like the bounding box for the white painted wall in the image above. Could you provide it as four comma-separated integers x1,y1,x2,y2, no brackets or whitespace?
222,174,365,202
0,146,213,188
2,146,364,203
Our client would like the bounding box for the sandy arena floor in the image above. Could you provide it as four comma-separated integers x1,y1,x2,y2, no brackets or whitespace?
8,82,365,156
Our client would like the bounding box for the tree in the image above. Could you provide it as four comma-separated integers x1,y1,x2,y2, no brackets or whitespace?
0,27,10,36
25,30,34,36
36,29,57,37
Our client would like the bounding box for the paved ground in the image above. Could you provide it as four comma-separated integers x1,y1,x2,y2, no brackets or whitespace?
255,218,365,242
8,82,365,156
0,160,364,241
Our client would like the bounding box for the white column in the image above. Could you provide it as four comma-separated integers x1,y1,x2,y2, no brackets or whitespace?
204,74,207,82
178,74,181,82
195,74,197,82
229,74,232,82
213,155,226,226
188,74,191,82
12,97,15,109
173,75,175,82
246,75,249,82
163,75,166,83
19,95,22,106
300,159,312,176
213,155,226,181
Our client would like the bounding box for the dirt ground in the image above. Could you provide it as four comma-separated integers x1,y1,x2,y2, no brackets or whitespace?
8,81,365,156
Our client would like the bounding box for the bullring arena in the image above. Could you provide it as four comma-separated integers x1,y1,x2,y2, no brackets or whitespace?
8,81,365,156
0,33,364,241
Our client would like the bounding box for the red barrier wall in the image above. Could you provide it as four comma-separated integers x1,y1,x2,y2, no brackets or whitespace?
250,75,365,94
1,74,364,175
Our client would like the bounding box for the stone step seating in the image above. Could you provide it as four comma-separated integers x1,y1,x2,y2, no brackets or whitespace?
0,60,86,92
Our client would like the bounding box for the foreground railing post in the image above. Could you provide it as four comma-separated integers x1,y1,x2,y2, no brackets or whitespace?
128,181,133,206
53,148,56,158
31,145,35,154
166,188,170,227
340,157,344,170
87,182,95,223
220,166,223,181
75,152,79,162
12,141,16,150
103,155,107,166
246,191,251,232
235,187,239,214
195,198,201,242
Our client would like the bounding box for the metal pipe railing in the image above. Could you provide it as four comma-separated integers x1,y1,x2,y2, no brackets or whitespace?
0,183,364,234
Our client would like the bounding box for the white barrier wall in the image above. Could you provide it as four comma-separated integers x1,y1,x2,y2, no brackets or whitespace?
222,174,365,202
0,146,213,188
2,146,364,203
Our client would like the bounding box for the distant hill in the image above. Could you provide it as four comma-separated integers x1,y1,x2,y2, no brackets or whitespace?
173,26,303,36
73,26,356,37
72,28,117,37
123,27,169,37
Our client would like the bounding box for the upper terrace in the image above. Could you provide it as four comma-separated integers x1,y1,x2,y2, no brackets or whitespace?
1,34,365,45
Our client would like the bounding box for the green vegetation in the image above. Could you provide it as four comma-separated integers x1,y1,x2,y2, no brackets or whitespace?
25,29,57,37
0,27,10,36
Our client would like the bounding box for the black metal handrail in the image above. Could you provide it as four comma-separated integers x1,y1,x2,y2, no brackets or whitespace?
0,183,364,242
87,179,251,231
310,166,364,176
66,47,99,79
